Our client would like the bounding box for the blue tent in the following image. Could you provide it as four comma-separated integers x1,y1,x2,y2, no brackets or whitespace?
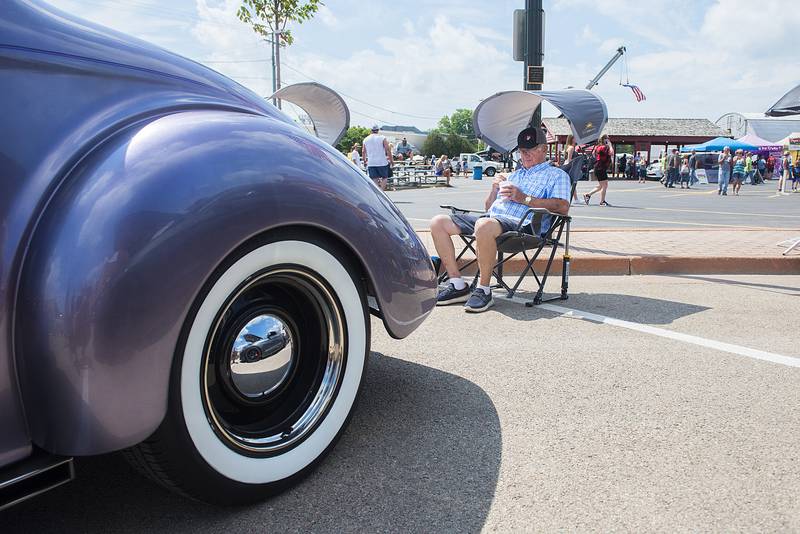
680,137,759,152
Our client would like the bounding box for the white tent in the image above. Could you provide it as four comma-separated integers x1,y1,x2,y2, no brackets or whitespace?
271,82,350,147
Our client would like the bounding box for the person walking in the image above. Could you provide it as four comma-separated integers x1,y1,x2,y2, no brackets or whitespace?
584,134,613,206
618,153,627,179
688,149,698,186
756,154,767,184
744,151,754,185
792,159,800,192
665,148,680,188
659,151,667,184
731,149,745,195
717,146,732,195
679,156,691,189
362,125,392,191
778,151,792,193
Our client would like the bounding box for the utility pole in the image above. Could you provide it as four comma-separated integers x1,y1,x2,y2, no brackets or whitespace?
268,34,277,106
524,0,544,126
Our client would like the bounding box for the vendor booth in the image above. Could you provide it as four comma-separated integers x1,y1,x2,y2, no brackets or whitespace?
680,137,759,183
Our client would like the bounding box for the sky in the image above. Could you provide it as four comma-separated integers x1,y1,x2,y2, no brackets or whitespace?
45,0,799,131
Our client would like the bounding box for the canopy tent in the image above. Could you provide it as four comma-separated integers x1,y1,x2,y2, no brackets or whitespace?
766,84,800,117
735,133,783,152
270,82,350,147
680,136,758,152
775,132,800,148
473,89,608,153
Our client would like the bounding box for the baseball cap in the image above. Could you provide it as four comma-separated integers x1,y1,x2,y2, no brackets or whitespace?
517,127,547,149
371,124,380,132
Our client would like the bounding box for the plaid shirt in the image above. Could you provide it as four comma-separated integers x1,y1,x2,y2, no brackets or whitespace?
487,162,570,235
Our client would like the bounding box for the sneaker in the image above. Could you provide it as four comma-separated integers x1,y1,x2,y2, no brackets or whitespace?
436,282,471,306
583,194,590,205
464,288,494,313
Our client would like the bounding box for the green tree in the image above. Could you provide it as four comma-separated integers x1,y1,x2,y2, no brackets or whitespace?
237,0,323,105
422,132,448,157
445,133,477,156
336,126,371,155
435,109,476,141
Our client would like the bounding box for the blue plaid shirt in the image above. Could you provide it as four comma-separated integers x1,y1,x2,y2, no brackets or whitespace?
487,162,570,235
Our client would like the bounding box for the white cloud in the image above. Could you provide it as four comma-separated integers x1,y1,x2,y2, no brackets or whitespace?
317,5,339,28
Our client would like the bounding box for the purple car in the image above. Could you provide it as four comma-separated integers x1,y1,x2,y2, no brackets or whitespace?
0,0,436,508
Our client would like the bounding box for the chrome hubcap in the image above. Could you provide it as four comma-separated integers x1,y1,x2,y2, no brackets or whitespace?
230,315,295,400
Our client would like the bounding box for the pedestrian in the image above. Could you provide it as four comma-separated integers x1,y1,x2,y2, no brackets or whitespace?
766,155,775,180
562,135,580,203
441,154,452,185
453,157,462,176
778,151,792,193
350,143,363,169
659,151,667,184
731,149,745,196
792,159,800,192
744,151,754,185
362,125,392,191
717,146,732,195
679,156,691,188
638,155,648,183
688,149,698,186
665,148,680,188
618,153,627,179
756,154,767,184
584,133,613,206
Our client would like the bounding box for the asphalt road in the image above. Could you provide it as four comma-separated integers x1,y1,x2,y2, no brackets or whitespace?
389,176,800,231
4,275,799,532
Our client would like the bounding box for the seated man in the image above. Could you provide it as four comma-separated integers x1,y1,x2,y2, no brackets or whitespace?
429,127,571,313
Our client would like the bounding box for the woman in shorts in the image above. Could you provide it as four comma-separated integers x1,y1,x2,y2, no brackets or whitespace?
584,134,613,206
731,149,745,196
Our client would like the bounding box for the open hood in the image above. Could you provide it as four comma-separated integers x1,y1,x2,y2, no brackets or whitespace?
271,82,350,146
473,89,607,152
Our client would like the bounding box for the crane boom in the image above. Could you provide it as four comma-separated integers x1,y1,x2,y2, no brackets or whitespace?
586,46,626,90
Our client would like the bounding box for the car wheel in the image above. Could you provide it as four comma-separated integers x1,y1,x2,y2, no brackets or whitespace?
124,233,369,505
484,167,496,177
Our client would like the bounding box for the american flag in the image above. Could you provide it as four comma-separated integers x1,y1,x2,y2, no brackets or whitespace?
622,83,646,102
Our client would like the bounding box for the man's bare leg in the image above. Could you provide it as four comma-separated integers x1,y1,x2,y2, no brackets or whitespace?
430,214,464,280
474,218,502,287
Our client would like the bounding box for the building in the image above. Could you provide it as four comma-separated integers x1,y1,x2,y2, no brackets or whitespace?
714,112,800,143
376,125,428,152
542,117,727,160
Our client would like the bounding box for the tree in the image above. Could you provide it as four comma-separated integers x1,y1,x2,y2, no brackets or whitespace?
422,132,448,157
435,109,476,141
335,126,371,155
237,0,323,107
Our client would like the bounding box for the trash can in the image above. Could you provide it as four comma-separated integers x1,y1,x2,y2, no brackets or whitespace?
472,164,483,180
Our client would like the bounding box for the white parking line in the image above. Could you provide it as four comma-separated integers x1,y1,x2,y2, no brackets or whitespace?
503,296,800,368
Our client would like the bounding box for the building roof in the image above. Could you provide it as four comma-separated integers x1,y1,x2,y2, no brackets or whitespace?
720,111,800,121
542,117,727,138
378,125,427,134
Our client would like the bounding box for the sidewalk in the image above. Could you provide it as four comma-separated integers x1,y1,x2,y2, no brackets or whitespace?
415,228,800,275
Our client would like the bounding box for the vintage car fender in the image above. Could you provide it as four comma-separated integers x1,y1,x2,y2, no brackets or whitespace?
15,110,436,456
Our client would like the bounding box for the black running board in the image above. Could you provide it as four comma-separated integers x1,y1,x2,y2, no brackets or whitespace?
0,450,74,510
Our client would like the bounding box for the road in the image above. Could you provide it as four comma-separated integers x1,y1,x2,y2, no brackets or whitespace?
388,177,800,231
4,275,799,532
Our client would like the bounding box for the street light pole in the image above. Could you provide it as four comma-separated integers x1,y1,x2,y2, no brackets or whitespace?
524,0,544,126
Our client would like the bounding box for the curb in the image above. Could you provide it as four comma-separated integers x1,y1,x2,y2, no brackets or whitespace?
453,255,800,276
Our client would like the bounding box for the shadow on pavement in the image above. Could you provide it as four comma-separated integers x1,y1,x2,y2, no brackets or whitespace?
493,291,709,325
2,352,501,533
668,274,800,296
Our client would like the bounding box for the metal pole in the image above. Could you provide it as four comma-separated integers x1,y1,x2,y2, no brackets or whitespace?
524,0,543,127
586,46,626,90
269,34,277,106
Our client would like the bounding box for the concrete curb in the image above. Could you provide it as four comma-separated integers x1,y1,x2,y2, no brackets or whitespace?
451,255,800,276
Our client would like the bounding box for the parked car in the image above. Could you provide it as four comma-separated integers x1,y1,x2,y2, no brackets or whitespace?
646,163,664,180
459,153,500,176
0,0,436,509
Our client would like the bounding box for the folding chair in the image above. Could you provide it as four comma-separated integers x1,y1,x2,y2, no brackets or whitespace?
439,154,586,307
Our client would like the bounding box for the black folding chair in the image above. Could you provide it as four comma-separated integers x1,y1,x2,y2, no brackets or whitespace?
438,155,585,306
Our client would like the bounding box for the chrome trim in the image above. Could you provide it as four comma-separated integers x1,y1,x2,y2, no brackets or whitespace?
0,451,74,510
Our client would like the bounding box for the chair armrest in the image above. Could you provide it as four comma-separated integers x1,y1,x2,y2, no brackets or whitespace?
439,204,484,215
515,208,571,233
